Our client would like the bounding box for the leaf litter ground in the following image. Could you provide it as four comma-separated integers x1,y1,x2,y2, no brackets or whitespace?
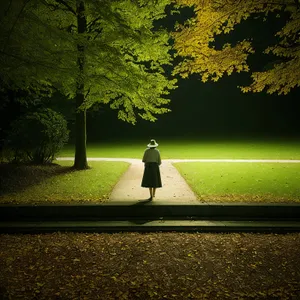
0,232,299,299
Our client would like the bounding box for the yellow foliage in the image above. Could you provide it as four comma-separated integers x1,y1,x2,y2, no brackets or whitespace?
173,0,300,95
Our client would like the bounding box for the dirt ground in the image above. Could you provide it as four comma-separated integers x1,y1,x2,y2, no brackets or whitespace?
0,232,299,300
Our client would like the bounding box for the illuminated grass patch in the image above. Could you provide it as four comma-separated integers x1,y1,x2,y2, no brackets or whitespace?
0,161,129,205
173,162,300,203
59,139,300,159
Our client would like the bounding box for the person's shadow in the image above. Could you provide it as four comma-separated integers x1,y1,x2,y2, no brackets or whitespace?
132,198,153,205
126,198,153,224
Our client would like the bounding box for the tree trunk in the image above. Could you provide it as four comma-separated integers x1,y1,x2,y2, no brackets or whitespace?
74,0,88,170
74,92,88,169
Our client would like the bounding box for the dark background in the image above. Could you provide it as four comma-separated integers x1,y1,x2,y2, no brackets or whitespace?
86,74,300,141
85,10,300,142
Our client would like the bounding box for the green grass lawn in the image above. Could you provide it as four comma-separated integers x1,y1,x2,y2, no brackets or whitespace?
0,161,129,205
59,138,300,159
2,138,300,204
174,162,300,203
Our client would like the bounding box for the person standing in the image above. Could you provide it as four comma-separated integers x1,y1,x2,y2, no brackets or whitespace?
141,139,162,200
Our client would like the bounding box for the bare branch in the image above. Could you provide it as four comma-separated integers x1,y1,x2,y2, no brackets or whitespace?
89,28,103,40
85,86,91,98
87,16,101,31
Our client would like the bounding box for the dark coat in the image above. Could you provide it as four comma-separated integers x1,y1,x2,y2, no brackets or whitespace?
141,148,162,188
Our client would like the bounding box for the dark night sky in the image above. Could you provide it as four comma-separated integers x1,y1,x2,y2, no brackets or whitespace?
86,10,300,142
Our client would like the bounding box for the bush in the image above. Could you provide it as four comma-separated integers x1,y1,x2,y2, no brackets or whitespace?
6,108,69,164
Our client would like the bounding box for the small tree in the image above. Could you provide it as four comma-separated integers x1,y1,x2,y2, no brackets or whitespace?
7,108,69,164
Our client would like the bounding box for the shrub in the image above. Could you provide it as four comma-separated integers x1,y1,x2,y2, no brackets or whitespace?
6,108,69,164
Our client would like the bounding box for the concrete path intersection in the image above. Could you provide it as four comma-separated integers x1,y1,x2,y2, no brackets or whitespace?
57,157,300,204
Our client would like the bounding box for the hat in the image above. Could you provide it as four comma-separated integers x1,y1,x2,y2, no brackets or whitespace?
147,139,158,148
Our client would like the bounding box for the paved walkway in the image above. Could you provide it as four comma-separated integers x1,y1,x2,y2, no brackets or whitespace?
57,158,300,203
108,160,198,203
57,158,300,163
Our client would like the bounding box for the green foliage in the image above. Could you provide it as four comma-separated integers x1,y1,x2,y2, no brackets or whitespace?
6,108,69,164
173,0,300,94
0,0,177,123
0,0,177,169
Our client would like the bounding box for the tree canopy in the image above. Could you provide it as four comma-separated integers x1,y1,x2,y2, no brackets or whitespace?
172,0,300,95
1,0,177,122
0,0,176,168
